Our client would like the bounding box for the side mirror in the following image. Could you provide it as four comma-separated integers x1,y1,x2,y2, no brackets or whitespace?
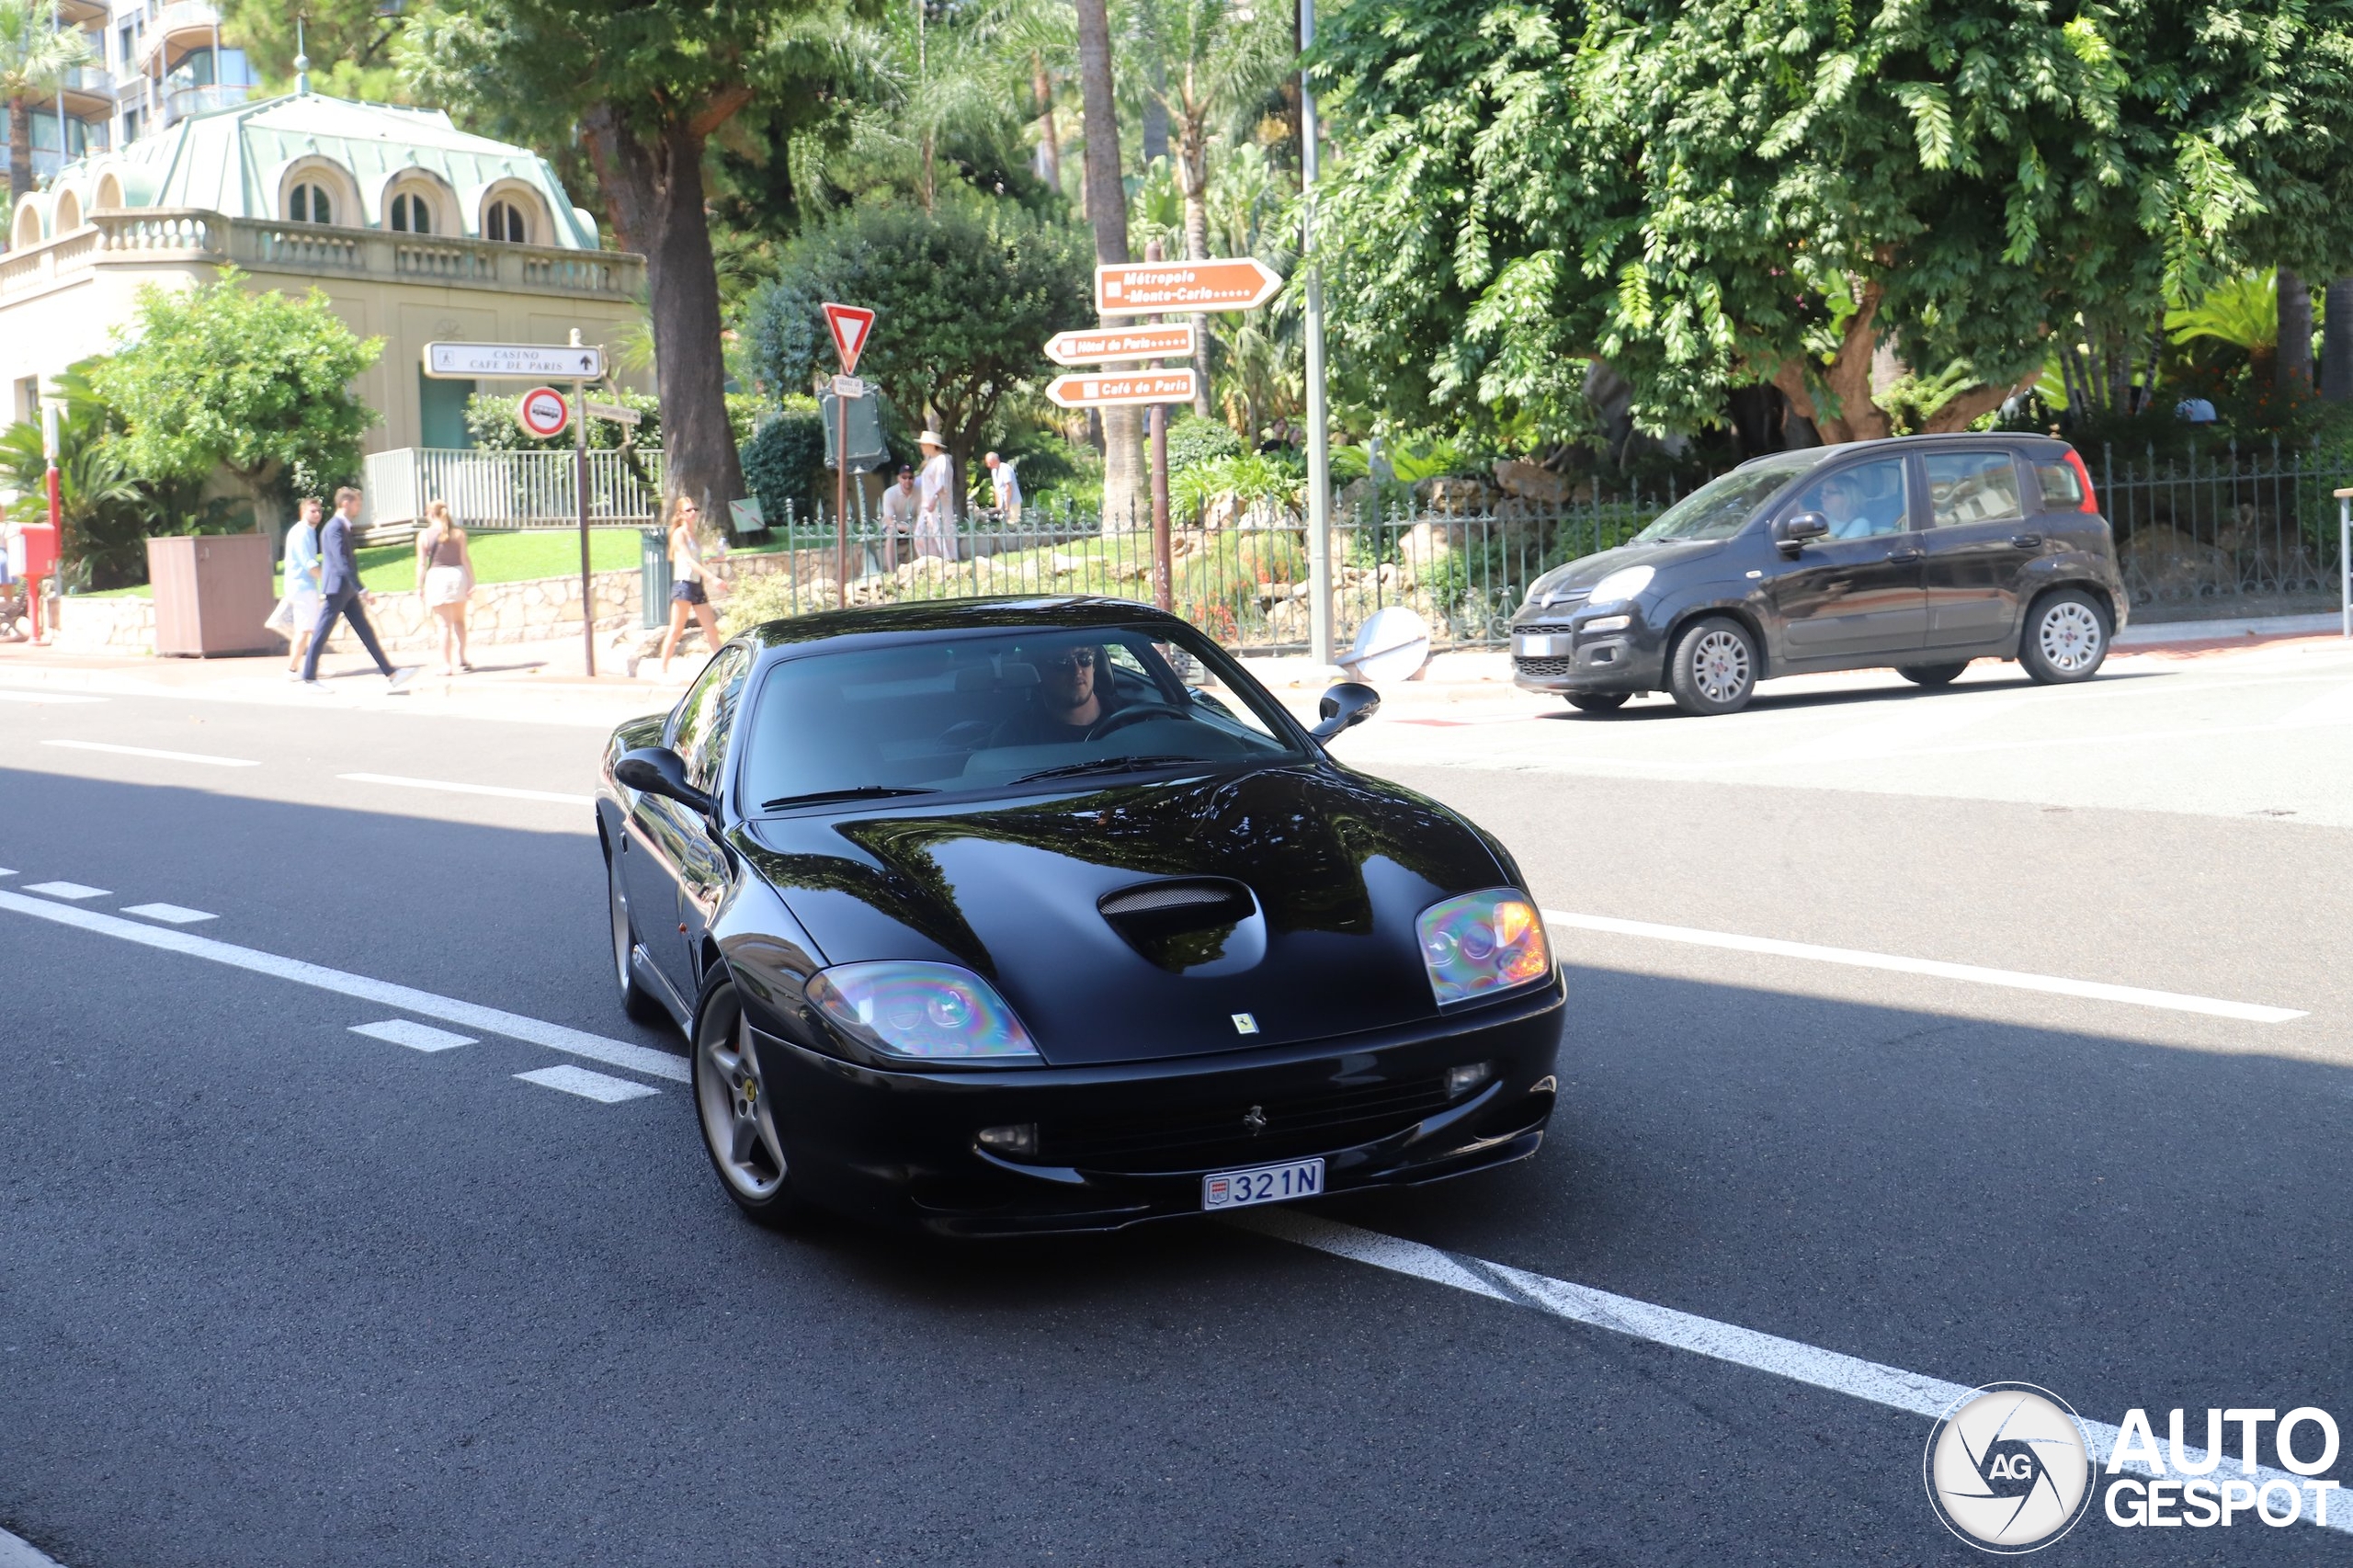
616,746,717,819
1311,681,1381,741
1778,511,1829,556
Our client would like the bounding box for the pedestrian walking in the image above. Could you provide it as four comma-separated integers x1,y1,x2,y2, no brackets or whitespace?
878,464,919,572
414,501,477,676
299,486,414,691
984,450,1022,528
656,494,723,677
275,497,324,677
914,431,956,561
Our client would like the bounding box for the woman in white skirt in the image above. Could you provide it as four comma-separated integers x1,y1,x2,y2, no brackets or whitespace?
414,501,477,675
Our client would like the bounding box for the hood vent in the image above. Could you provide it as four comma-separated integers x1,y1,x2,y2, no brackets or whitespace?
1099,880,1249,918
1097,879,1264,976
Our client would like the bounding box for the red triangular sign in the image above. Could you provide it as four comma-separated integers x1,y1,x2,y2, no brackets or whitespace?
821,301,876,376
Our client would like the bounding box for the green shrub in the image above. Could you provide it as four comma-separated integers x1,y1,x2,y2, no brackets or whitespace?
1165,414,1243,474
720,570,802,637
740,402,827,528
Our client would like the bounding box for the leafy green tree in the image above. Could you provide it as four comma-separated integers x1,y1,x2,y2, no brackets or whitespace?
463,388,662,451
743,197,1091,515
219,0,410,99
86,270,382,517
1,0,94,209
401,0,861,531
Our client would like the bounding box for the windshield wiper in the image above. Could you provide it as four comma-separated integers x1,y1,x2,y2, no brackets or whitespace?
1012,755,1209,785
758,786,939,811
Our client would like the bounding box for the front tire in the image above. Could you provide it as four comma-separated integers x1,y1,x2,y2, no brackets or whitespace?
1666,617,1758,715
608,842,667,1025
2019,589,2109,684
692,982,807,1228
1896,662,1971,688
1566,692,1631,713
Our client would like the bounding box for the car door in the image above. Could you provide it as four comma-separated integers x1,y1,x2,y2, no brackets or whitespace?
1917,448,2040,649
1764,455,1927,662
673,646,752,994
625,648,747,1005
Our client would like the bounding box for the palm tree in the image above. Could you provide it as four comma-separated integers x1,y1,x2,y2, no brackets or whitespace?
1132,0,1288,415
0,0,94,219
1074,0,1142,526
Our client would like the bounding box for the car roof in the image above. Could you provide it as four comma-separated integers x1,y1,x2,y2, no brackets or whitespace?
1733,431,2073,471
741,595,1189,651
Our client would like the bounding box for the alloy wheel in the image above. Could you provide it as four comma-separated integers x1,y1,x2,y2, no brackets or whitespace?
2037,600,2103,673
1690,629,1752,705
698,1010,788,1200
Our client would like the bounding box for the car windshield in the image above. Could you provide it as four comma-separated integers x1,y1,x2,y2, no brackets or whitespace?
738,623,1308,811
1630,454,1817,543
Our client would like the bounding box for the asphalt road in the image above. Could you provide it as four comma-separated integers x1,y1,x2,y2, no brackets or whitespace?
3,649,2349,1566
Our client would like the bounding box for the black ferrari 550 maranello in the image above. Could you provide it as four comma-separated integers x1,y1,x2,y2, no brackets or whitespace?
597,597,1563,1236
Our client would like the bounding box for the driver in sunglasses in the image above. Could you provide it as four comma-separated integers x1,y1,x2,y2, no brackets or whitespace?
991,642,1123,747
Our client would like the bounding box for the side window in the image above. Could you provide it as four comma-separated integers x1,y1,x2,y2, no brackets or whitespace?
1788,458,1908,540
1924,451,2026,528
2032,458,2084,510
669,647,750,793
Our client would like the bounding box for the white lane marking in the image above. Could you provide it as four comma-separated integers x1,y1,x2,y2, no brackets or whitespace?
120,902,216,925
1543,908,2305,1024
0,867,13,876
517,1064,661,1103
0,1523,74,1568
41,738,258,767
0,890,688,1084
341,772,595,807
24,881,110,901
1238,1210,2353,1536
351,1018,475,1053
0,689,105,704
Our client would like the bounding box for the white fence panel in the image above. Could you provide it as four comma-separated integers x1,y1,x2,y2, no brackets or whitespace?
361,448,667,529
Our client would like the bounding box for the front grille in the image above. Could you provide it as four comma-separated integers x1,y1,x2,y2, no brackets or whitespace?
1515,621,1576,637
1515,655,1575,676
1042,1074,1455,1173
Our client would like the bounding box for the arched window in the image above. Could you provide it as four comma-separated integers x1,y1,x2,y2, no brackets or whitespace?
484,199,529,244
288,182,332,224
389,190,432,233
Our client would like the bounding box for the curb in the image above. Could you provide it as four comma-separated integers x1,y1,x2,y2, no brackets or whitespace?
0,1528,67,1568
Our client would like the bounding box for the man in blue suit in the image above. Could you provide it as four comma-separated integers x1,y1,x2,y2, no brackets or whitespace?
300,486,414,690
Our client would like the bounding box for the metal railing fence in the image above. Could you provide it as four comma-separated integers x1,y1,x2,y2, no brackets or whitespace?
2098,440,2349,609
362,447,665,532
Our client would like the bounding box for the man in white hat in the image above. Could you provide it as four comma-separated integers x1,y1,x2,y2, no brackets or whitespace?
914,429,956,560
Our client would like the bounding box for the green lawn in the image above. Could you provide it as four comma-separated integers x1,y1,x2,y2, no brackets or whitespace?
77,528,646,598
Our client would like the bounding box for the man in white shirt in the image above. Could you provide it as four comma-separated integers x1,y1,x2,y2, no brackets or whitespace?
984,450,1022,527
914,430,956,561
877,464,919,571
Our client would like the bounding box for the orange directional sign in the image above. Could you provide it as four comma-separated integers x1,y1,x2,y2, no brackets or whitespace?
1045,369,1199,409
1095,258,1281,315
1043,324,1198,366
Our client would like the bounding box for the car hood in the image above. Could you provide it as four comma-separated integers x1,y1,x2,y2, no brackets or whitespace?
1522,537,1725,609
739,765,1509,1066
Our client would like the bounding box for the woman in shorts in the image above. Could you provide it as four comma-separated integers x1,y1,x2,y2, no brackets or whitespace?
414,500,477,675
658,494,723,677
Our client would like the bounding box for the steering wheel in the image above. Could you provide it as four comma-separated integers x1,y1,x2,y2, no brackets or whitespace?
1086,702,1188,740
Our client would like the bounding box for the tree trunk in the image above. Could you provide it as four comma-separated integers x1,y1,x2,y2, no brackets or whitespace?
1771,279,1893,444
7,96,32,219
1032,54,1060,191
1920,378,2029,435
2324,278,2353,402
582,99,747,538
1175,97,1212,419
1074,0,1142,528
2279,267,2314,392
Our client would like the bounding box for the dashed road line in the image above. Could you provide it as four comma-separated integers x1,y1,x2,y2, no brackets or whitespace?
0,689,105,704
23,881,110,901
351,1019,475,1053
120,902,216,925
41,738,258,767
1236,1210,2351,1536
0,889,688,1084
341,772,595,807
1543,908,2305,1024
517,1064,662,1103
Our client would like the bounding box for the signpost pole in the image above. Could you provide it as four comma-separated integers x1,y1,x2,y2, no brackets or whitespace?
1145,242,1173,613
835,393,849,611
40,399,60,643
571,331,594,677
1299,0,1335,667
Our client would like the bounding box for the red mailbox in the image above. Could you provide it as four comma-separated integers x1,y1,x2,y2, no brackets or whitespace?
15,519,58,641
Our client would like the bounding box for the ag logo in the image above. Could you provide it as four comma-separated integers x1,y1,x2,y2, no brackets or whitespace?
1924,1383,2094,1552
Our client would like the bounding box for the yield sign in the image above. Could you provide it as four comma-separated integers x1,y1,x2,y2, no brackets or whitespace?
821,301,875,376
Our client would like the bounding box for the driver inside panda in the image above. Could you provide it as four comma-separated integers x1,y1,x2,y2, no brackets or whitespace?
991,642,1127,747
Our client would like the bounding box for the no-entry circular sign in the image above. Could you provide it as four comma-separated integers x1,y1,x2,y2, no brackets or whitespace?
516,385,571,439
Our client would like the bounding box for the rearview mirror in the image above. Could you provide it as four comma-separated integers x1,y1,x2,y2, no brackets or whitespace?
1311,681,1381,741
616,746,717,819
1778,511,1829,556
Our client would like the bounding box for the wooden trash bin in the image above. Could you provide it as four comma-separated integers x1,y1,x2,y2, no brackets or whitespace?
148,533,278,657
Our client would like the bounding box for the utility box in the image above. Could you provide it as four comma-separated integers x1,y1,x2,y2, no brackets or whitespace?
147,533,277,657
641,528,672,627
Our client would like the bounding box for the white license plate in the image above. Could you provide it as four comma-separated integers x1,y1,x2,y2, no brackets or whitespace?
1514,633,1573,657
1202,1156,1324,1210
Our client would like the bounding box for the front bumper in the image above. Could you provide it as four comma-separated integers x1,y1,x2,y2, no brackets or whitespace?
750,978,1565,1236
1507,616,1667,694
